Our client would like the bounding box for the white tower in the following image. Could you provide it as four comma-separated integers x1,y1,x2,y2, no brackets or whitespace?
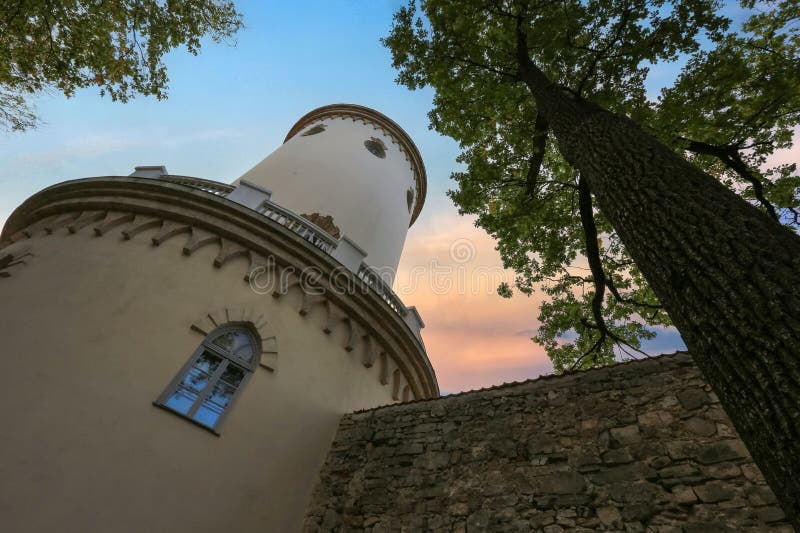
238,104,426,280
0,104,437,532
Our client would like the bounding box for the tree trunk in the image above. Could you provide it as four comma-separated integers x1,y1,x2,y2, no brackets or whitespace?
519,65,800,526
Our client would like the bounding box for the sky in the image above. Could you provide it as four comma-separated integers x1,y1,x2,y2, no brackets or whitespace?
1,1,794,393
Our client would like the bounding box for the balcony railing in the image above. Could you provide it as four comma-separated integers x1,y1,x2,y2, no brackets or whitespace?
158,174,409,319
256,201,338,255
161,175,235,196
357,264,406,315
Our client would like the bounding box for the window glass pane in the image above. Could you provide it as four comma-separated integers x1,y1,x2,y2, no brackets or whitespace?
160,330,257,432
211,331,254,362
233,344,255,363
165,387,198,415
194,351,222,374
194,401,224,427
220,365,245,387
208,381,237,408
181,367,213,393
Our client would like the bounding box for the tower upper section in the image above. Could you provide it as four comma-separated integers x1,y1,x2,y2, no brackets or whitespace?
237,104,427,276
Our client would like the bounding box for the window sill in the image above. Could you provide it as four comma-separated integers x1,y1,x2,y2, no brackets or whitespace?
152,402,221,436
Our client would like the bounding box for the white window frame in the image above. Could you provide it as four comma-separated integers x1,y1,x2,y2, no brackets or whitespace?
155,324,261,435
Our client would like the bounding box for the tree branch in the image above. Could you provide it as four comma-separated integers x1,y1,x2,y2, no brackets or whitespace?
605,274,663,310
525,111,549,198
570,174,656,370
681,137,780,222
575,7,632,96
446,54,517,79
578,174,607,331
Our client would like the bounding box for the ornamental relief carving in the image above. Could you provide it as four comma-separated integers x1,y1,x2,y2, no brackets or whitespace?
2,209,414,400
300,212,341,239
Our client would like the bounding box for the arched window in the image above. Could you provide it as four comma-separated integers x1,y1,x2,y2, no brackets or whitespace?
156,325,260,433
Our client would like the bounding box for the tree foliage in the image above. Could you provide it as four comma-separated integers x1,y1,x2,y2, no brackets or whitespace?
0,0,243,131
383,0,800,372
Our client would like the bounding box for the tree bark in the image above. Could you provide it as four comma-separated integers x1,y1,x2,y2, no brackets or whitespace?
517,53,800,526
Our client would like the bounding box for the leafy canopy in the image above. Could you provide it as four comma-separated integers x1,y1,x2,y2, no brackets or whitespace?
0,0,242,131
383,0,800,371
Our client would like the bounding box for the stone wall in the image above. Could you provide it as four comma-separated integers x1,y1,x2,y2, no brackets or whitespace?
304,352,792,532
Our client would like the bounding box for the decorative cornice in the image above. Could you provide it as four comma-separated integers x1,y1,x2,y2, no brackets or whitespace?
0,177,439,400
0,245,33,278
283,104,427,226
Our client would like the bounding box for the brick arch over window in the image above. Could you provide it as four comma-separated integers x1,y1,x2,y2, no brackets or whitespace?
190,306,278,371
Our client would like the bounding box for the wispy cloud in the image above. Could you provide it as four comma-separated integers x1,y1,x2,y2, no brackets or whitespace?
162,127,243,147
400,206,694,391
399,210,553,392
13,135,145,167
11,128,243,169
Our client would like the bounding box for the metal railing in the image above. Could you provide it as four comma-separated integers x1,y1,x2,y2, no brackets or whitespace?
159,174,408,318
357,263,407,316
161,175,235,196
256,200,338,255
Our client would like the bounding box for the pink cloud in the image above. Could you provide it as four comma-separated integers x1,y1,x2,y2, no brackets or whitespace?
397,132,799,394
398,210,553,392
424,328,552,393
766,128,800,168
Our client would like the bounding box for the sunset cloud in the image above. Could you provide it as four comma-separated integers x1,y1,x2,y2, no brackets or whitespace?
766,128,800,168
398,210,554,392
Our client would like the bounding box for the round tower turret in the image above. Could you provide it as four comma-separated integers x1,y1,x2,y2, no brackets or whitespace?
237,104,426,279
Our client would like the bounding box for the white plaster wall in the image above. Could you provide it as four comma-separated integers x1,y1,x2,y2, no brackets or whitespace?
0,228,399,533
237,116,417,279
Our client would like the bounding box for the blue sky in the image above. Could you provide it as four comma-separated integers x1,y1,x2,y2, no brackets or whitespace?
0,1,462,222
17,1,789,390
2,0,752,217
